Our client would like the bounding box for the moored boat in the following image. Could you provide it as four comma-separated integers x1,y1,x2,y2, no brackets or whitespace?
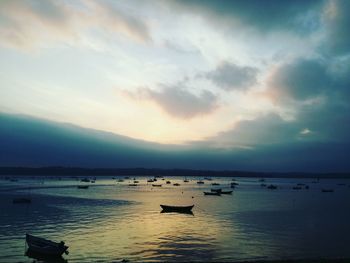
204,191,221,196
152,184,162,187
25,233,69,257
77,185,89,189
160,204,194,213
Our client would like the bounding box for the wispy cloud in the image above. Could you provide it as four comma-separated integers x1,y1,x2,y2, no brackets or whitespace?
124,85,218,119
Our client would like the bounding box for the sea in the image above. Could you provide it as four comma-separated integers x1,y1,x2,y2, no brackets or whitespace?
0,176,350,262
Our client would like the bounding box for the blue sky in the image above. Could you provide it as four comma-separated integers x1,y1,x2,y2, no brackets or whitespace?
1,0,350,171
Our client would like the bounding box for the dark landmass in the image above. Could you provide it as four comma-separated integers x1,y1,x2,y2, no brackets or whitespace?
0,166,349,178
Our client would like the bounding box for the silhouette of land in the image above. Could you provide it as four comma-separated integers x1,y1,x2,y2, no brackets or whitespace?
0,166,349,178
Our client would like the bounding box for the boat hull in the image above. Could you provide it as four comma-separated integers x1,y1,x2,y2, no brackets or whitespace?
26,234,68,257
160,205,194,213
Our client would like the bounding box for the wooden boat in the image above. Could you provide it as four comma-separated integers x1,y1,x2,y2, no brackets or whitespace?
204,191,221,196
160,204,194,213
77,185,89,189
13,198,31,204
221,190,233,194
173,183,180,186
152,184,162,187
25,233,68,257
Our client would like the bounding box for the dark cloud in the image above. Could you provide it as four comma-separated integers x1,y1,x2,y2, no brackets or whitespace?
268,59,330,101
170,0,323,34
322,0,350,56
205,62,258,91
126,85,218,119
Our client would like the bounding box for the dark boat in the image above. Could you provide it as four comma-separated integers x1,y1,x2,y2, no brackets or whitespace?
77,185,89,189
211,183,220,186
173,183,180,186
267,184,277,190
128,184,138,186
204,191,221,196
147,179,154,183
134,180,139,183
166,181,171,184
293,186,302,190
322,189,334,193
25,233,69,257
197,181,204,184
117,179,124,182
160,204,194,213
13,198,31,204
152,184,162,187
183,179,189,183
221,190,233,194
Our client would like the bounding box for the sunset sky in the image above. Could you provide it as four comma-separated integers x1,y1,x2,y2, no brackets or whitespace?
1,0,350,171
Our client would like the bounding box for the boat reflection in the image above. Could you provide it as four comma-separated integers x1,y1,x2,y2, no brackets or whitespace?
25,250,68,263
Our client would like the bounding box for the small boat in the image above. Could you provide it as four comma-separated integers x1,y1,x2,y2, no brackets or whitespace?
173,183,180,186
91,180,95,183
183,179,189,183
160,204,194,213
221,190,233,194
134,180,139,183
204,191,221,196
117,179,124,182
152,184,162,187
197,181,204,184
147,179,154,183
128,184,138,186
25,233,68,257
77,185,89,189
211,183,220,186
13,198,31,204
322,189,334,193
166,181,171,184
80,178,90,182
267,184,277,190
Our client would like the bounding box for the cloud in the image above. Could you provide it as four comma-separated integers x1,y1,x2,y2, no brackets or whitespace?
267,58,330,101
322,0,350,56
125,85,218,119
170,0,323,34
205,62,258,91
0,0,150,50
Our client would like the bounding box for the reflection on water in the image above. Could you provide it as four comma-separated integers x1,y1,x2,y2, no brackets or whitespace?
1,176,350,262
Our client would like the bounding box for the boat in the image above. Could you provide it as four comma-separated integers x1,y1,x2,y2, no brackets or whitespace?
77,185,89,189
25,233,69,257
152,184,162,187
221,190,233,194
160,204,194,213
134,180,139,183
166,181,171,184
197,181,204,184
13,197,31,204
128,184,138,186
204,191,221,196
80,178,90,182
267,184,277,190
173,183,180,186
147,179,154,183
322,189,334,193
211,183,220,186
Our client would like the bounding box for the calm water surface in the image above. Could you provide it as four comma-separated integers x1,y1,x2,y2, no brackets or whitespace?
1,176,350,262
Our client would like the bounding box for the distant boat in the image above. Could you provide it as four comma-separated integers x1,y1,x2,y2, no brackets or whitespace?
117,179,124,182
211,183,220,186
147,179,154,183
25,233,68,257
197,181,204,184
259,178,265,182
77,185,89,189
80,178,90,183
134,180,139,183
160,204,194,213
152,184,162,187
204,191,221,196
91,180,95,183
322,189,334,193
128,184,138,186
267,184,277,190
166,181,171,184
173,183,180,186
183,179,189,183
13,197,31,204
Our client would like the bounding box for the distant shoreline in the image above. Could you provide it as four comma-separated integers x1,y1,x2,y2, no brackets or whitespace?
239,260,350,263
1,167,350,178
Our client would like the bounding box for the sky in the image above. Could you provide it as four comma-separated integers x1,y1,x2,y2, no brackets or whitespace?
1,0,350,171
